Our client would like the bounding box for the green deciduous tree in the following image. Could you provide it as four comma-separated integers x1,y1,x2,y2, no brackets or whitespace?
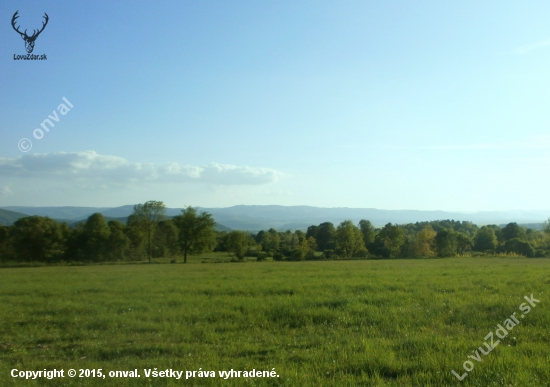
504,238,535,257
487,224,504,244
411,225,436,257
81,213,110,261
316,222,336,251
107,220,130,261
257,228,280,253
359,219,376,247
435,229,457,257
306,236,317,253
335,220,365,258
543,217,550,236
173,207,217,263
306,225,319,242
473,226,498,253
126,215,146,261
154,220,179,258
224,231,252,260
456,232,473,255
501,222,526,241
132,200,166,263
12,216,66,262
376,223,405,258
290,236,318,261
0,225,14,262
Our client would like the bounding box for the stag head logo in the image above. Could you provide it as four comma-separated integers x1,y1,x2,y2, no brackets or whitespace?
11,11,49,54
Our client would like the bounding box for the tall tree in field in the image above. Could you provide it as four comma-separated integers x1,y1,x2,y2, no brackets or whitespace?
335,220,365,258
132,201,166,263
172,207,217,263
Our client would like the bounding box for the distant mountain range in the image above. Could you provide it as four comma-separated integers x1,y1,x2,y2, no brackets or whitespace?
0,206,231,231
1,205,549,231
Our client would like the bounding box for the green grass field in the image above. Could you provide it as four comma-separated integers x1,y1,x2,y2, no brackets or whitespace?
1,257,549,386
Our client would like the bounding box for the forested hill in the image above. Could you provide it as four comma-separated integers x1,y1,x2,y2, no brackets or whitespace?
2,206,111,220
1,205,548,230
0,208,28,226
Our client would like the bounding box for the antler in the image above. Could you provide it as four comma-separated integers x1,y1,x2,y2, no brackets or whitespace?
11,11,25,37
30,13,49,39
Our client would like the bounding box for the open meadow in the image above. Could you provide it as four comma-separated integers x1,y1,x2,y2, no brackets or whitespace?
1,257,549,386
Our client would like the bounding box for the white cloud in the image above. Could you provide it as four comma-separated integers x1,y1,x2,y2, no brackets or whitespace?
0,151,284,188
200,163,283,185
514,39,550,54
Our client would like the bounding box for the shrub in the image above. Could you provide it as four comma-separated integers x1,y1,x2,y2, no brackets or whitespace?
535,250,548,258
305,251,319,260
504,238,535,258
245,248,258,257
288,249,305,261
354,248,369,259
273,252,284,261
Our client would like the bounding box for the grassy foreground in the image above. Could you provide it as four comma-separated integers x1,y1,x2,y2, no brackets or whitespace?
1,258,549,386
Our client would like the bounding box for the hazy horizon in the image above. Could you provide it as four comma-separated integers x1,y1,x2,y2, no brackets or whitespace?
3,203,550,213
3,204,549,231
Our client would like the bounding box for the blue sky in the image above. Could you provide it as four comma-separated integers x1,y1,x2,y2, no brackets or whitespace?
1,1,550,211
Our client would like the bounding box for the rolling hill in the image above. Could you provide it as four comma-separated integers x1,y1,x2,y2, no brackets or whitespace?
0,208,31,226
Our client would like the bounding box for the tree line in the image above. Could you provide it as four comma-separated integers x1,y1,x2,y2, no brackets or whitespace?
249,218,550,260
1,200,549,264
0,201,216,264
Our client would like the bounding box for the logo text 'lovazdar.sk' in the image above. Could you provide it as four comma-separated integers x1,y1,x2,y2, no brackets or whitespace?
11,10,48,60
